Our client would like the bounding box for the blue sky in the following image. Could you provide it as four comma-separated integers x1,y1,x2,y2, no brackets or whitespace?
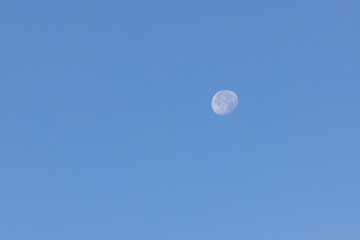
1,0,360,239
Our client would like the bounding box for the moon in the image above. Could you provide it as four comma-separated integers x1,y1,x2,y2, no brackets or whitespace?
212,90,238,115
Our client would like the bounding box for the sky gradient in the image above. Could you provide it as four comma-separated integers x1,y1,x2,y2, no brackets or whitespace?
1,0,360,239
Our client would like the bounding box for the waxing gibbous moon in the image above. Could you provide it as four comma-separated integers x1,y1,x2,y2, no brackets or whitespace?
212,90,238,115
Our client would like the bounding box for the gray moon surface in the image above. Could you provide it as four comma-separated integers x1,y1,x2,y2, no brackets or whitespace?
212,90,238,115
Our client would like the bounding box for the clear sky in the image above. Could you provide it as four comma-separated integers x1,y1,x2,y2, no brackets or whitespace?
1,0,360,239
